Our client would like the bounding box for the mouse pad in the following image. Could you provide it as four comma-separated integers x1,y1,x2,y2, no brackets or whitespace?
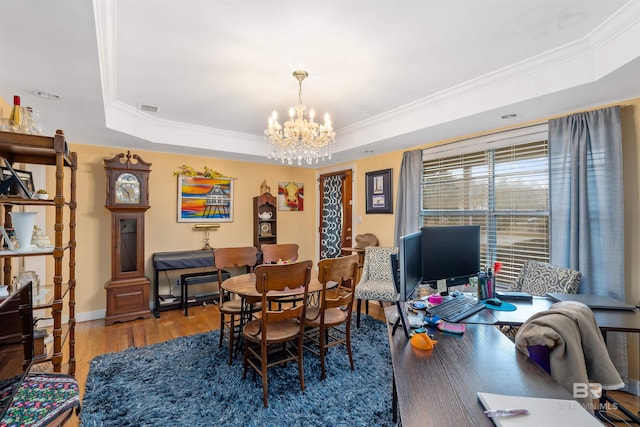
483,301,517,311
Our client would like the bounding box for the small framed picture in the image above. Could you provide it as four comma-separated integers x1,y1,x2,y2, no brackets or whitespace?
0,226,15,250
0,162,34,198
365,168,393,214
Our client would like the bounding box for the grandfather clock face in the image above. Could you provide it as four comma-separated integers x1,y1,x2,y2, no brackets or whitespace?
114,172,141,204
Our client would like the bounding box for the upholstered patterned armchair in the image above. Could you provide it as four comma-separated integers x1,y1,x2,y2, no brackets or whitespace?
354,246,398,327
510,260,582,296
501,260,582,338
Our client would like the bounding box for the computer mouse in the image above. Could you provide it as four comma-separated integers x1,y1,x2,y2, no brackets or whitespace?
485,298,502,307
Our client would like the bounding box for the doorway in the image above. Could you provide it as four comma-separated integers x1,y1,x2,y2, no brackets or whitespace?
319,169,353,259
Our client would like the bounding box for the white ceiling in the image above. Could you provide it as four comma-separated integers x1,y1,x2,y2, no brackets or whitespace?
1,0,639,167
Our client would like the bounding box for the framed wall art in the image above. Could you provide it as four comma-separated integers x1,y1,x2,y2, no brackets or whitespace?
177,174,234,222
0,226,15,250
365,168,393,214
278,181,304,211
0,162,34,198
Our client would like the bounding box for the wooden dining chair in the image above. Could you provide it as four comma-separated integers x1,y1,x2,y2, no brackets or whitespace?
242,260,312,407
304,254,359,380
214,246,260,365
260,243,299,264
260,243,301,309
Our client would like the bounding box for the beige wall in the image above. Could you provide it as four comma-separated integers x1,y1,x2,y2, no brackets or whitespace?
65,145,316,316
5,98,639,319
3,95,640,377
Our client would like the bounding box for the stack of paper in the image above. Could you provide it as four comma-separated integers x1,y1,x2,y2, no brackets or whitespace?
477,392,601,426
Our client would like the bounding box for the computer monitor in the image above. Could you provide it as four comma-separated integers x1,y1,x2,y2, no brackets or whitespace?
398,230,423,301
421,226,480,290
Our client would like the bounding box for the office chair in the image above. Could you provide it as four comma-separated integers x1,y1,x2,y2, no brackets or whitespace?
515,301,624,407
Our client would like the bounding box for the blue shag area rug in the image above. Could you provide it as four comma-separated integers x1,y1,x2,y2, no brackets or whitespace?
81,315,393,426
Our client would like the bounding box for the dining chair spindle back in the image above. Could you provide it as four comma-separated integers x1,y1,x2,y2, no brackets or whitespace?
304,254,359,380
214,246,260,365
243,260,313,407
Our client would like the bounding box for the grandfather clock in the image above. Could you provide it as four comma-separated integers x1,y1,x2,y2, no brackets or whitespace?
104,151,152,325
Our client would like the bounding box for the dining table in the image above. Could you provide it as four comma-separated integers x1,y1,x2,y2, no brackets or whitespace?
220,270,328,358
220,271,324,299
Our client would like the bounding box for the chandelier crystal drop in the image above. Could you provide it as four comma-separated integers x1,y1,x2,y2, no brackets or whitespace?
265,70,335,166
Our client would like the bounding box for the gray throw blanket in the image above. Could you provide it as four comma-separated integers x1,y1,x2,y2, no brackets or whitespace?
515,301,624,404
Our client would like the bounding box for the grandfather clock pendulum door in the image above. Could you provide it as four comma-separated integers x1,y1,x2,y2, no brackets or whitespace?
104,151,152,325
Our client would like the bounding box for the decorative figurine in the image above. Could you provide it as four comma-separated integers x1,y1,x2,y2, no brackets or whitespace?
31,225,53,249
260,180,271,195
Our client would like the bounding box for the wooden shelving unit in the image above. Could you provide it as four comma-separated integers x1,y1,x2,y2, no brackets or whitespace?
0,129,77,376
253,193,277,250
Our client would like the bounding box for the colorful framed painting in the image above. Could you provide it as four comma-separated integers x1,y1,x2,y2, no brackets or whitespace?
365,168,393,214
177,175,234,222
278,181,304,211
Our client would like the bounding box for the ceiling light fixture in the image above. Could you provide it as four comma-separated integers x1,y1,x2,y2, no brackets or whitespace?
265,70,335,165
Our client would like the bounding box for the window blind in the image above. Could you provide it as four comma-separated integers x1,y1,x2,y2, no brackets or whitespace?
421,133,549,288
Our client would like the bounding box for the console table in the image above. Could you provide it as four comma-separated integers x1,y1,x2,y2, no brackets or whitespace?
152,250,215,317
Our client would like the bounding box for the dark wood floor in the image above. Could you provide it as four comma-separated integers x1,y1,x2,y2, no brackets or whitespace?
60,303,637,426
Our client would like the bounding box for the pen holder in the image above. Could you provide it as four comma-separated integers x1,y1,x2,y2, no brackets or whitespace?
478,275,488,300
486,276,495,299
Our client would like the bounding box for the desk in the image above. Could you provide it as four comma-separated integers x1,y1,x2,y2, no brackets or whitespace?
412,295,640,424
385,305,572,426
463,296,640,333
474,295,640,424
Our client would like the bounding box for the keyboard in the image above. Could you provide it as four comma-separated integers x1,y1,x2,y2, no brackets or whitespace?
426,295,485,323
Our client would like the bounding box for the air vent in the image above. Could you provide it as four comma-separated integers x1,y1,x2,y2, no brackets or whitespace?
137,103,158,113
33,90,62,100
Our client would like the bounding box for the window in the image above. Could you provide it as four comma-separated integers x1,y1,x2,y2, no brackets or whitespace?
421,125,549,287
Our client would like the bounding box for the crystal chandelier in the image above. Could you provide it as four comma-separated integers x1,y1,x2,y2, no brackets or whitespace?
265,70,335,165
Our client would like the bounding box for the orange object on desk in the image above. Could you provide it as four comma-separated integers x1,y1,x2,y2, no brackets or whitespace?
410,333,438,350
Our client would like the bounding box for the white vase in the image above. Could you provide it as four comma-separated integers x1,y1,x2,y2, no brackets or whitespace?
9,211,36,251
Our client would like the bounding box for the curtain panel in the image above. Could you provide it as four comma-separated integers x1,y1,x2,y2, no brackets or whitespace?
394,150,422,247
549,105,626,381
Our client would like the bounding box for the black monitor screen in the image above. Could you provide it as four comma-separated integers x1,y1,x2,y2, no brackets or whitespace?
399,230,423,301
421,226,480,289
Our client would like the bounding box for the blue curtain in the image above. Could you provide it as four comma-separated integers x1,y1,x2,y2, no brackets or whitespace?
549,105,626,381
394,149,422,247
